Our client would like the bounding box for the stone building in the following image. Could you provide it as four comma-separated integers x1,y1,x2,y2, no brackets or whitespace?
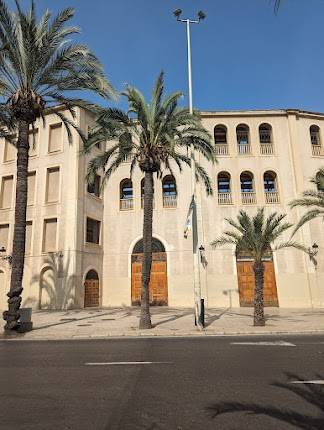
1,107,324,311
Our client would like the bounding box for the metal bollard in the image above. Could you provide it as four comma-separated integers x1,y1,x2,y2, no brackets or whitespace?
200,298,205,328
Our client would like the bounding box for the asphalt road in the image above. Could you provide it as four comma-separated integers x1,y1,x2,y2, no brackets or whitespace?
1,335,324,430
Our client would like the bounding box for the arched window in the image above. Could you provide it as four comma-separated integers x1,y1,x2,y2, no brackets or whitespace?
240,171,256,204
133,237,165,254
214,125,228,155
264,171,279,203
120,179,133,210
310,125,321,156
162,175,177,208
141,178,155,209
264,171,276,192
217,172,232,205
259,123,273,147
85,269,99,281
237,124,251,154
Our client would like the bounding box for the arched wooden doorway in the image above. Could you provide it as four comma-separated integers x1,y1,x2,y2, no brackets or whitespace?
236,251,279,307
84,270,100,307
131,238,168,306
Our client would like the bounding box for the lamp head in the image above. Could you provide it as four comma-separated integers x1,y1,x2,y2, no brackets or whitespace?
312,242,319,250
173,8,182,19
198,10,206,21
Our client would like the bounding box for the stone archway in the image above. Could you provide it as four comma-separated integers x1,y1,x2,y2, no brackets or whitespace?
84,270,99,308
131,238,168,306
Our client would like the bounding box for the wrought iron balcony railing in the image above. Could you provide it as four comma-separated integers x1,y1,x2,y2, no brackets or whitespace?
163,195,177,208
120,198,134,210
218,192,232,205
241,191,256,205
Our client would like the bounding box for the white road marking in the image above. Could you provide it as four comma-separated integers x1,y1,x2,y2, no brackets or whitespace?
231,341,296,347
291,380,324,385
84,361,172,366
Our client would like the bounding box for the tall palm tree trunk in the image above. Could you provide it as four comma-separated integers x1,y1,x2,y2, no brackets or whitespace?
139,171,154,329
253,260,265,326
3,120,29,331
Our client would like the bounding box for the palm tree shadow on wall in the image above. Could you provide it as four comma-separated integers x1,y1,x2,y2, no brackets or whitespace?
23,251,77,310
207,372,324,429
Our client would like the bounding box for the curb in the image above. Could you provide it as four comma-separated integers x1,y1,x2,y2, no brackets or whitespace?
1,329,324,341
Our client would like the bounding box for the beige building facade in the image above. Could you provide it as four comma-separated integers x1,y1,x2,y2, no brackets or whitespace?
1,107,324,311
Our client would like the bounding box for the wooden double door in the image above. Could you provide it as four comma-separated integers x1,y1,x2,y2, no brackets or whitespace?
131,252,168,306
237,260,279,307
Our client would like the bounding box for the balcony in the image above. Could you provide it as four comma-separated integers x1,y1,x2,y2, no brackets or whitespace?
215,144,229,156
265,191,280,204
218,192,232,205
260,143,274,155
120,198,133,211
237,143,252,155
163,195,177,208
312,145,322,157
241,192,256,205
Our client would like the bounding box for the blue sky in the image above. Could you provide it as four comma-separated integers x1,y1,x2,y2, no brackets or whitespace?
10,0,324,112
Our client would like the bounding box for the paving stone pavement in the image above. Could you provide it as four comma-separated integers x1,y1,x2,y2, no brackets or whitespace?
1,307,324,340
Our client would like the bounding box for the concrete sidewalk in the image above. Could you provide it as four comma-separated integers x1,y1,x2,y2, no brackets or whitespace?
1,307,324,340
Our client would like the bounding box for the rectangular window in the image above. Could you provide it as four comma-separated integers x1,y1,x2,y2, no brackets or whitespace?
27,171,36,206
28,129,38,156
87,175,101,198
86,218,101,244
3,139,16,162
0,175,14,209
42,218,57,252
0,224,9,250
26,221,32,255
48,123,62,153
46,167,60,203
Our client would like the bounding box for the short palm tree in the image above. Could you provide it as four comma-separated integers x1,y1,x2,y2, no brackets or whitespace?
86,72,216,329
290,168,324,234
211,208,311,326
0,0,114,331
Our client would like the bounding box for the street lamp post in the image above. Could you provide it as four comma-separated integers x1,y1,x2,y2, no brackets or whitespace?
174,9,206,328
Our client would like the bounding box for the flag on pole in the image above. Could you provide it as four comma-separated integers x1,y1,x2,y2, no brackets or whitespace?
184,195,195,238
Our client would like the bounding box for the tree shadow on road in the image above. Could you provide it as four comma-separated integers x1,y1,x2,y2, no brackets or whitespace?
206,372,324,429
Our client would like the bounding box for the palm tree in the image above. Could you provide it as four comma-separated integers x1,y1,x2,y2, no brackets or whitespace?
290,168,324,234
0,0,114,331
211,208,311,326
86,72,216,329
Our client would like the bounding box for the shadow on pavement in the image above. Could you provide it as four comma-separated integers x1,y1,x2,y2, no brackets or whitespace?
31,311,116,331
204,308,230,327
206,372,324,429
152,311,193,328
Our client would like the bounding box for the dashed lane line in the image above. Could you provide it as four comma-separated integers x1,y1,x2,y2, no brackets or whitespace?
84,361,173,366
230,341,296,347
